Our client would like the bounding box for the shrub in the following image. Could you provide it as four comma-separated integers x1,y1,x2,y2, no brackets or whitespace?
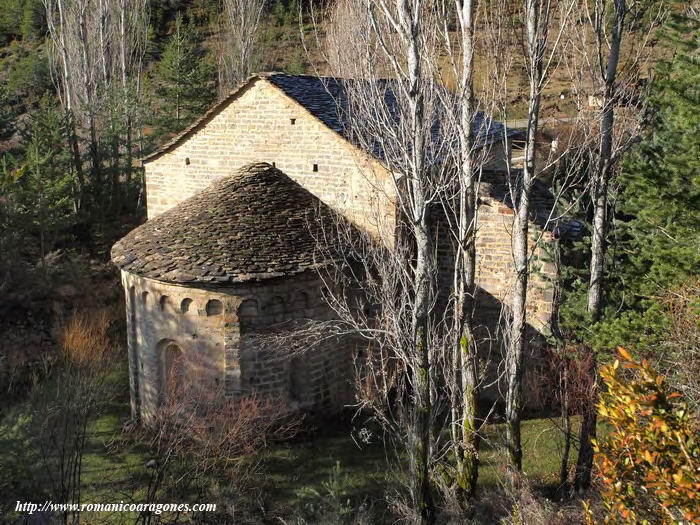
132,358,301,524
587,348,700,524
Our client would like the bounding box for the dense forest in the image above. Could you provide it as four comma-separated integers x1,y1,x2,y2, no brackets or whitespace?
0,0,698,524
0,0,307,241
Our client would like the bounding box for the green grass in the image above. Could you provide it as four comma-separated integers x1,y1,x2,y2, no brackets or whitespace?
262,432,387,507
1,360,597,523
480,416,581,491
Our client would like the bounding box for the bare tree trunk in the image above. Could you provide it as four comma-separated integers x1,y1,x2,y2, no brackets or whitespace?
115,0,147,208
557,358,571,500
575,0,626,493
317,1,445,520
45,0,148,212
505,0,547,473
413,229,434,523
44,0,85,209
76,1,102,197
403,4,433,518
118,0,129,181
217,0,265,96
586,0,625,322
444,0,480,503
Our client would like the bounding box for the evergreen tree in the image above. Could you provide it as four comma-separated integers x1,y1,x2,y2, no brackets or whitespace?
6,48,51,103
273,0,287,26
20,0,44,41
13,95,75,260
273,0,299,27
0,0,24,43
0,84,18,142
0,0,44,42
152,13,216,138
594,11,699,348
560,10,699,352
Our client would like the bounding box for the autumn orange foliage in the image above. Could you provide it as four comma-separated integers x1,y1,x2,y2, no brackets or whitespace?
586,348,700,524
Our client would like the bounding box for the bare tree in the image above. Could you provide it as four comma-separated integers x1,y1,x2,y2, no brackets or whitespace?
43,0,86,208
217,0,266,96
114,0,148,194
503,0,575,475
565,0,664,492
313,1,453,520
505,0,550,474
43,0,148,210
435,0,488,504
133,372,298,525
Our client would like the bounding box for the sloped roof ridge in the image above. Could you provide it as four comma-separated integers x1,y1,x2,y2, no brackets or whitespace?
141,72,347,163
141,72,510,164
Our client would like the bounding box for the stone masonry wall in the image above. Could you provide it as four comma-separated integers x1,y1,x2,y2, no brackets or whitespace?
434,195,557,335
433,196,557,404
142,76,555,377
122,270,354,422
144,79,396,239
473,196,556,333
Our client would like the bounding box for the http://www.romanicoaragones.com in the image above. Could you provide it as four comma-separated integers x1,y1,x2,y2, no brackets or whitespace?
15,501,217,515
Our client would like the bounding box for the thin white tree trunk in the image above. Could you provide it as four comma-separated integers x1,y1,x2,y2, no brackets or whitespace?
505,0,547,474
448,0,480,502
402,3,433,517
576,0,627,493
45,0,86,206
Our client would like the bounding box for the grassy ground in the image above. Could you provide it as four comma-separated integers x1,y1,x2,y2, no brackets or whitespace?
1,355,591,524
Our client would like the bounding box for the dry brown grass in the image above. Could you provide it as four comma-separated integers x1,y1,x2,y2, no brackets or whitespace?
657,279,700,411
58,307,116,367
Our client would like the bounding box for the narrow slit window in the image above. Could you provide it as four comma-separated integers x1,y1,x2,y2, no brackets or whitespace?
290,118,296,125
312,164,318,172
185,157,190,165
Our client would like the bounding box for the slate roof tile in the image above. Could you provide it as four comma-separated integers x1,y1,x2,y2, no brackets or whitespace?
111,163,341,285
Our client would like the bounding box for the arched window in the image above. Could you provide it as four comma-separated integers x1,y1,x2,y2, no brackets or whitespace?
292,292,309,310
206,299,223,316
159,295,170,311
180,298,193,314
265,296,285,324
238,299,258,331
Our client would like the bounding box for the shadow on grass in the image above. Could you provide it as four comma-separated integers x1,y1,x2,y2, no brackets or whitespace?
2,353,604,525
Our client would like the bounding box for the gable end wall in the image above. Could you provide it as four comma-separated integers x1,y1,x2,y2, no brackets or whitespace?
144,79,395,238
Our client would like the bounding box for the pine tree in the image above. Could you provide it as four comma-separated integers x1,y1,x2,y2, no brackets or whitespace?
13,95,75,260
561,9,700,352
152,13,216,138
0,84,17,142
273,0,286,26
20,0,44,41
596,12,699,347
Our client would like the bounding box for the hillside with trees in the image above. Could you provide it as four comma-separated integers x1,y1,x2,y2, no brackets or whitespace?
1,1,698,524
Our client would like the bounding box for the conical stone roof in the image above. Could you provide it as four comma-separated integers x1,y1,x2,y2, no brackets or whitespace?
111,163,339,285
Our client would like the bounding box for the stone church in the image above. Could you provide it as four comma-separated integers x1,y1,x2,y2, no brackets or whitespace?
111,73,561,422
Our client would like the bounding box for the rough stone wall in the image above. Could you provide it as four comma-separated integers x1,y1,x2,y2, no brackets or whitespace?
121,270,354,422
474,196,556,333
434,196,556,334
432,195,557,404
139,76,555,407
144,79,396,239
